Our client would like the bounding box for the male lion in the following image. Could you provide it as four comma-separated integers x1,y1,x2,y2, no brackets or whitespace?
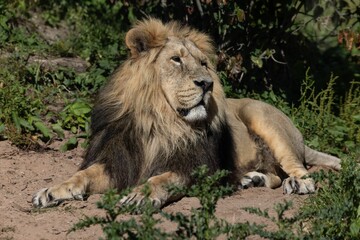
33,18,341,208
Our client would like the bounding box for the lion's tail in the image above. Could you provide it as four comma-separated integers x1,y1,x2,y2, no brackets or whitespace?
304,146,341,170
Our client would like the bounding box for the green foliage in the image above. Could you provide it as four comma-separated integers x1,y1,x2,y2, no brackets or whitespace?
60,99,91,134
0,60,49,147
291,69,360,156
298,157,360,239
1,0,358,151
242,201,305,239
0,0,129,148
71,166,260,239
127,0,359,101
0,56,92,148
340,81,360,146
163,166,234,239
70,187,170,239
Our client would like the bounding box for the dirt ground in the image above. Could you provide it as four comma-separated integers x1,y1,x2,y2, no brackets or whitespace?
0,140,308,240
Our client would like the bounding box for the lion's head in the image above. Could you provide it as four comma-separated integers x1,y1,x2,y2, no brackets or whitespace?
124,18,226,123
93,18,227,152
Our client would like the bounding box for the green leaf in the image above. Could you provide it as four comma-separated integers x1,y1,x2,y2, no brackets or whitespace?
60,137,78,152
34,121,52,139
19,117,35,131
353,115,360,122
269,91,277,102
308,136,320,148
350,218,360,237
250,55,263,68
235,6,245,22
28,115,42,124
70,102,91,116
64,115,73,124
71,126,78,134
52,123,65,139
11,112,21,131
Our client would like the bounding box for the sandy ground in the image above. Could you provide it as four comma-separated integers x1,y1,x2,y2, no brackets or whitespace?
0,140,308,239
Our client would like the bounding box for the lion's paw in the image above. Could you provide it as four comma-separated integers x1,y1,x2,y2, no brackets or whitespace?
119,192,162,209
32,188,63,208
239,172,266,189
32,185,86,208
282,177,315,195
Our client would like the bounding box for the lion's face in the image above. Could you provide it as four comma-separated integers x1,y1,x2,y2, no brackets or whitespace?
157,38,215,122
123,19,224,125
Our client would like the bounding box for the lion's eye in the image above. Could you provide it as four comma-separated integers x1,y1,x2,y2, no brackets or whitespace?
171,56,182,64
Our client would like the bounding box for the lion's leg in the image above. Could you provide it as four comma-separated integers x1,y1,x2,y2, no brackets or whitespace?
231,98,316,194
261,148,315,194
252,128,316,194
240,171,282,189
254,125,316,194
120,171,186,208
33,163,111,208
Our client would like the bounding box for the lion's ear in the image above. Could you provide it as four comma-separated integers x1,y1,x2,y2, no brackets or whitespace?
125,19,168,58
125,29,151,57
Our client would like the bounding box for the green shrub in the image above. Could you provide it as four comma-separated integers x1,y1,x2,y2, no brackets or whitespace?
71,166,260,239
298,157,360,239
291,69,360,156
0,0,128,148
1,1,358,151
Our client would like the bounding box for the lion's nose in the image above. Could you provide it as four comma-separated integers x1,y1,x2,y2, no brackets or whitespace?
194,79,214,92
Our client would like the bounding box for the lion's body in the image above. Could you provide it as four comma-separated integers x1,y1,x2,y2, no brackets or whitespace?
33,19,341,208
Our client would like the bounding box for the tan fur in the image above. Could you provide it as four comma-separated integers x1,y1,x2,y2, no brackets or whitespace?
33,18,341,208
33,164,110,207
227,98,340,193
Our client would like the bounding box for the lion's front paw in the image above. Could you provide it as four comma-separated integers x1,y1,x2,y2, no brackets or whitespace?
32,188,63,208
282,177,315,194
32,184,86,208
119,191,162,209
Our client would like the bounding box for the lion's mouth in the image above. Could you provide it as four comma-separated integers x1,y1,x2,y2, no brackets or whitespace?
177,100,205,117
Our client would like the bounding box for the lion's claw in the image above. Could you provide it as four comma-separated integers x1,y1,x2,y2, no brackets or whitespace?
282,177,315,194
119,192,162,209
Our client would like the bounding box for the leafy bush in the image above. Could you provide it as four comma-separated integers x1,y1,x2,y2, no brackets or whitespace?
0,0,129,148
1,0,358,150
299,157,360,239
0,60,49,147
71,166,262,239
119,0,359,102
290,69,360,156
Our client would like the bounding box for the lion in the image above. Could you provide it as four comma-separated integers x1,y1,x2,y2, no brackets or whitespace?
32,18,341,208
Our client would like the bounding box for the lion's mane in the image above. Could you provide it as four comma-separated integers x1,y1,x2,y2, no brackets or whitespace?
81,19,236,190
